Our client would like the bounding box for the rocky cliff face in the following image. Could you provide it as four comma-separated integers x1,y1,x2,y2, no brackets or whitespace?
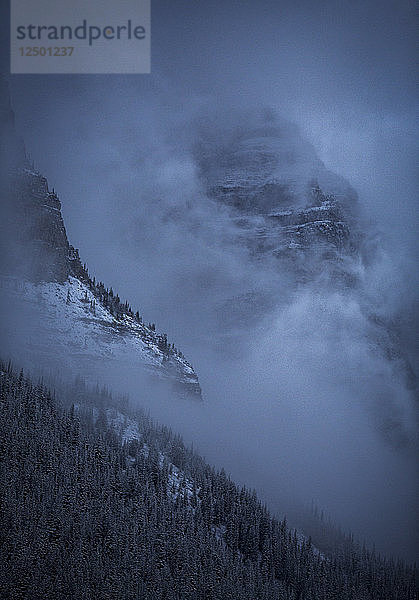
0,76,201,400
195,112,361,282
0,75,70,283
5,168,71,282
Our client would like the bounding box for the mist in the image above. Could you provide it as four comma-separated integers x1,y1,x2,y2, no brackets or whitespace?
4,0,418,562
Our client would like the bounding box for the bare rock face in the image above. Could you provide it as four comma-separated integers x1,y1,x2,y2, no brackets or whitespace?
1,75,71,283
7,169,71,282
194,110,361,278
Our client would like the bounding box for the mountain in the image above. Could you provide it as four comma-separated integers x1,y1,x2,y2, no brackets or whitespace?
1,363,416,599
192,109,417,414
0,75,201,399
194,110,361,280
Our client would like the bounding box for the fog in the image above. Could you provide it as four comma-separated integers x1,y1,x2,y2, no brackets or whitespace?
4,0,418,561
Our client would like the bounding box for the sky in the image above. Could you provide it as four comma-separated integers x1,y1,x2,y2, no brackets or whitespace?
1,0,418,560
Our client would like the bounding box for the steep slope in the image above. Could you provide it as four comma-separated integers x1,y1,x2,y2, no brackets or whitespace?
0,76,201,399
0,275,200,397
1,364,416,599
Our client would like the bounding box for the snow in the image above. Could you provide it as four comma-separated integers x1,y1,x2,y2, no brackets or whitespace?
102,407,198,505
166,462,197,504
22,167,41,177
106,408,142,444
284,219,345,231
0,275,199,393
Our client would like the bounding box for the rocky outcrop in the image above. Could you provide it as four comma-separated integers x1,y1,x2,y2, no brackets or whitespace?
1,75,70,283
7,168,71,282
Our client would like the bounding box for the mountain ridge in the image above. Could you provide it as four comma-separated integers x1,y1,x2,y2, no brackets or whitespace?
0,75,201,399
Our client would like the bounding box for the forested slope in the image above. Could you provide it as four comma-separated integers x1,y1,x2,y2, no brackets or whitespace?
0,363,416,600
